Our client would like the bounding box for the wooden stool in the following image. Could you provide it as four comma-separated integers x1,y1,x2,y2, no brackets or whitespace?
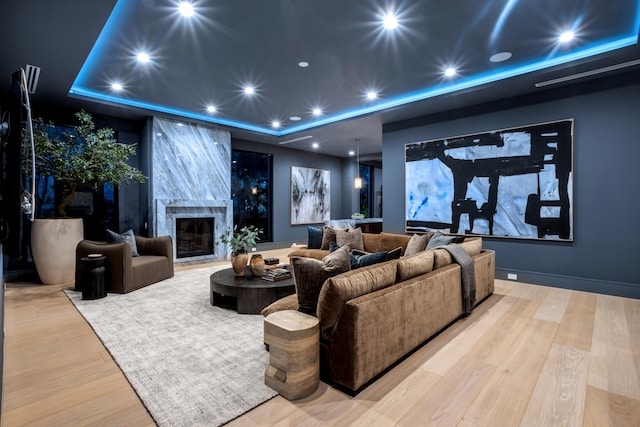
264,310,319,400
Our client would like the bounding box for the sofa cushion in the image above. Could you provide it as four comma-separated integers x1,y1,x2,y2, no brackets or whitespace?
461,237,483,256
396,249,435,282
335,227,364,252
426,232,457,249
379,232,413,253
107,228,140,256
292,245,351,315
404,233,431,256
362,233,382,252
317,260,398,338
307,226,324,249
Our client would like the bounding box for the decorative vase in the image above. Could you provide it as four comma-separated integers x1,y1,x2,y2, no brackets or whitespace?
31,217,84,285
231,252,249,276
249,254,265,277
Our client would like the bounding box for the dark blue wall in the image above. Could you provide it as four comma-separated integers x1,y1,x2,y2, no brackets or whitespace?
382,82,640,298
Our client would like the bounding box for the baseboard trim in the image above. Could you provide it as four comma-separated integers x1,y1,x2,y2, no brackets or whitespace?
495,268,640,299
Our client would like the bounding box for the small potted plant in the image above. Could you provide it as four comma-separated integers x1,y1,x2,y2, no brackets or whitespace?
217,225,262,275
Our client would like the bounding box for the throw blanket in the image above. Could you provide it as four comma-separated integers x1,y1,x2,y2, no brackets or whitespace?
438,244,476,315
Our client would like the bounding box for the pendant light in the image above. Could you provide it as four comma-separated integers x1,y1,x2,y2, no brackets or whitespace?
354,139,362,189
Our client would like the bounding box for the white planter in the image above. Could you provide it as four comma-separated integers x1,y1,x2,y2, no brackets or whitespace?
31,218,84,285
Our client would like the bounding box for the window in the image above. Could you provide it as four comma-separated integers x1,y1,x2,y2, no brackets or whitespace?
358,164,373,217
230,150,273,242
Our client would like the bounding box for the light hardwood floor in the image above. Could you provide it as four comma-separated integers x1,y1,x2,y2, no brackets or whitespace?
2,248,640,426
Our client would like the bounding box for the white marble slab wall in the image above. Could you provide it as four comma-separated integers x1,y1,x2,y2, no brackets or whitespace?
150,117,232,261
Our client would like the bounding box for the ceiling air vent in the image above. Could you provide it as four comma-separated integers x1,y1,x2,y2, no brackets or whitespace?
24,64,41,94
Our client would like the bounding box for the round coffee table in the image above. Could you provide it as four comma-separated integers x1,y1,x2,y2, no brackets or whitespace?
210,266,296,314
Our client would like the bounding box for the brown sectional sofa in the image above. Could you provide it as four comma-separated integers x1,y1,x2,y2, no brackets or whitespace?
266,232,495,393
75,235,174,294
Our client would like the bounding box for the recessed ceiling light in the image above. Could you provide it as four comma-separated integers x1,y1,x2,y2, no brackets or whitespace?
156,133,162,137
136,52,150,63
243,86,255,95
178,2,195,17
348,150,355,156
382,12,398,30
177,123,183,126
489,52,512,63
312,107,322,116
559,31,574,43
111,82,123,91
312,142,319,149
289,116,301,121
444,67,457,77
271,120,281,128
298,61,309,68
366,91,378,100
207,105,217,113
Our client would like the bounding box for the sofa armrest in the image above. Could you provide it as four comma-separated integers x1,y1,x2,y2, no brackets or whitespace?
75,240,133,293
287,248,329,261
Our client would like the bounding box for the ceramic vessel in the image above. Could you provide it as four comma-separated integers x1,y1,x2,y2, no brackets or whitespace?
231,252,249,276
249,254,265,276
31,218,84,285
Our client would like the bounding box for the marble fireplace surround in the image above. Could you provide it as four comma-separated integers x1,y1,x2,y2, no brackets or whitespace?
154,199,233,263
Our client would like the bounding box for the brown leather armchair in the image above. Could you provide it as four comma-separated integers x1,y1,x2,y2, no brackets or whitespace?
75,235,174,293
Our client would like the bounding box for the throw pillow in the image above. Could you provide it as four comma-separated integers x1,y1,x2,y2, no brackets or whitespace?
320,226,338,250
329,241,341,252
351,251,388,269
106,228,140,256
426,232,457,249
291,245,351,315
386,246,403,261
404,233,430,256
307,225,324,249
335,227,364,252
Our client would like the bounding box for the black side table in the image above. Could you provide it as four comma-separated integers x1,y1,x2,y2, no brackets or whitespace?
81,254,107,300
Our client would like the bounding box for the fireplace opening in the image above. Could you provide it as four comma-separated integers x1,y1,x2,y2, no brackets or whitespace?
176,217,215,259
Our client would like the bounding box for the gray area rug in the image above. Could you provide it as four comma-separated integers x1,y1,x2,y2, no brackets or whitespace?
65,265,277,426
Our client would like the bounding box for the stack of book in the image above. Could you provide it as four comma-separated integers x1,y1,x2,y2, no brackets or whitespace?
262,267,292,282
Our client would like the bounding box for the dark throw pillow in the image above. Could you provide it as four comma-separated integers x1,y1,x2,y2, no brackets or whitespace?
386,246,403,261
350,251,388,269
426,232,457,249
307,225,324,249
329,241,341,252
107,228,140,256
292,245,351,315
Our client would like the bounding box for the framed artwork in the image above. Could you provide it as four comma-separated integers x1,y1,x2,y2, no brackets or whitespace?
291,166,330,225
405,119,573,241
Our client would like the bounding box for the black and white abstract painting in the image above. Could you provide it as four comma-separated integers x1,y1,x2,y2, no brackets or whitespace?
405,119,573,241
291,166,330,225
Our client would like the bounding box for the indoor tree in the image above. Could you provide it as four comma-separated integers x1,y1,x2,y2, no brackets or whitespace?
26,110,146,217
